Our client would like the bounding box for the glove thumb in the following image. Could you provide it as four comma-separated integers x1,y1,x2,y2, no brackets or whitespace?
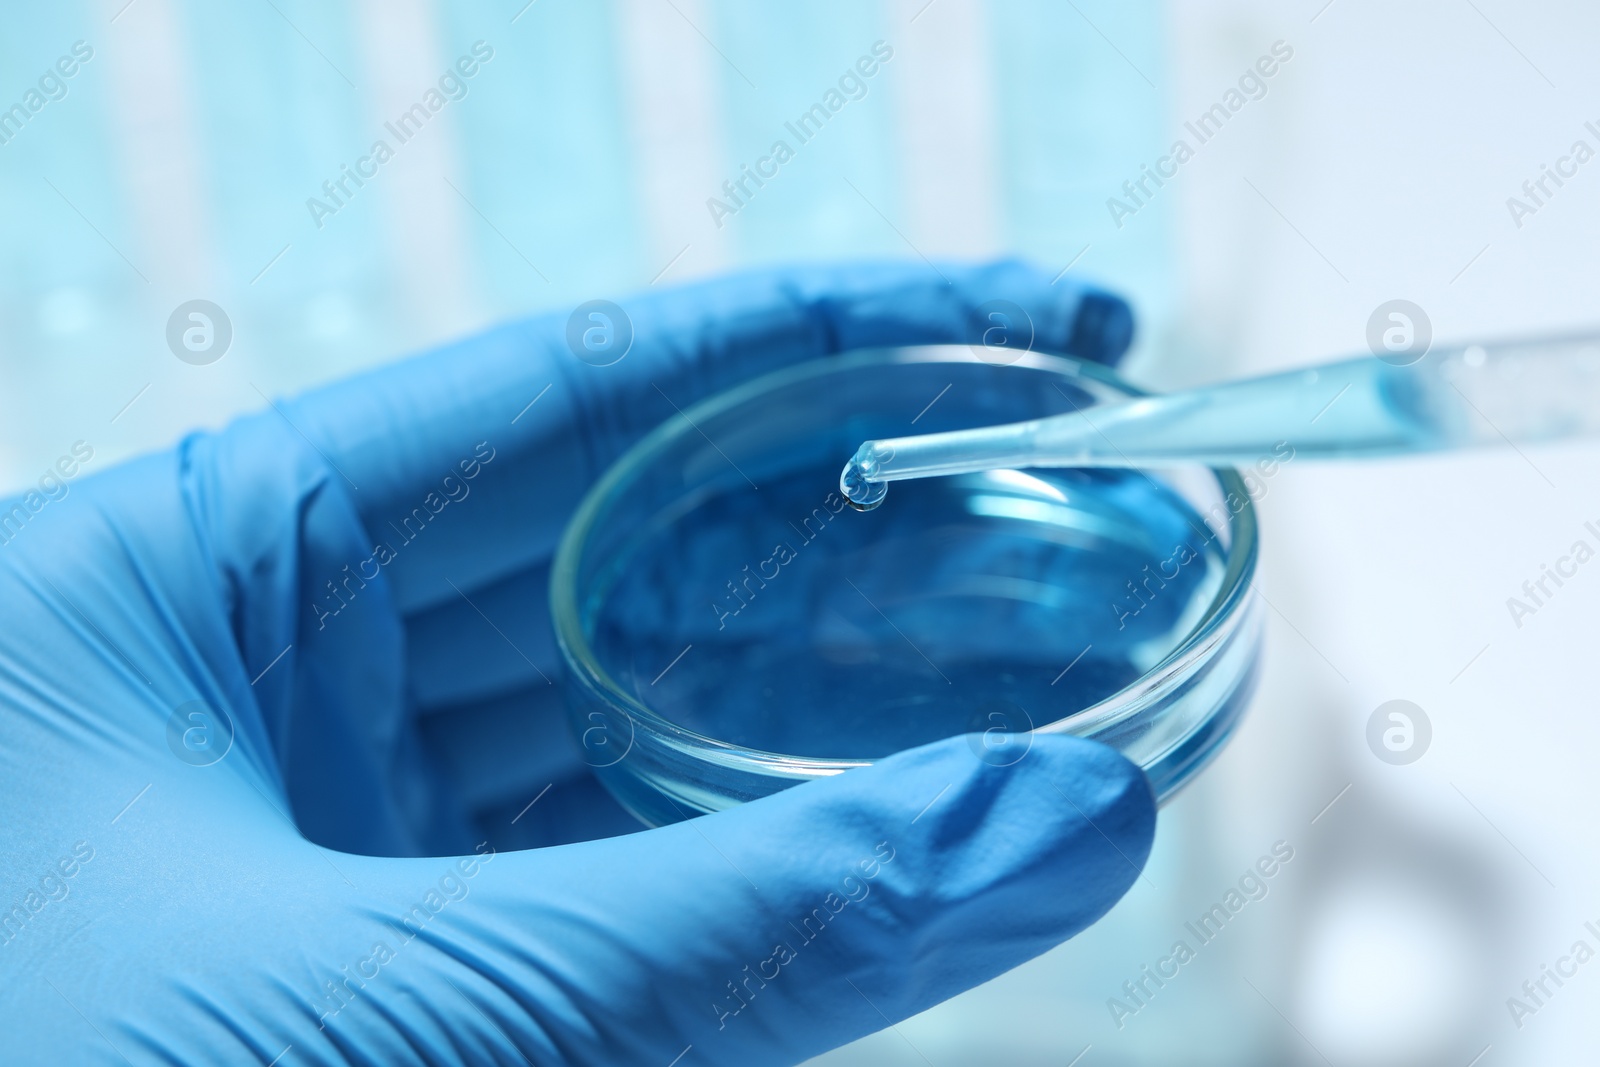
399,734,1155,1066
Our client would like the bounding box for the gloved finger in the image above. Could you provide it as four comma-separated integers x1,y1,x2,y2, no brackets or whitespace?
275,260,1133,618
322,735,1155,1067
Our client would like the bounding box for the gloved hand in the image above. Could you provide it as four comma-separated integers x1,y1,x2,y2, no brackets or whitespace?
0,261,1156,1066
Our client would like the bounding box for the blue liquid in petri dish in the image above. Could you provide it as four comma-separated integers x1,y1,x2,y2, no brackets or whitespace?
589,463,1226,760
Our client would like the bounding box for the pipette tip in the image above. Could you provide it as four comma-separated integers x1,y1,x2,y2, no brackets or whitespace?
839,444,889,511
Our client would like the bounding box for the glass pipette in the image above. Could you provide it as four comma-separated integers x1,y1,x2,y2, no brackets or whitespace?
840,332,1600,510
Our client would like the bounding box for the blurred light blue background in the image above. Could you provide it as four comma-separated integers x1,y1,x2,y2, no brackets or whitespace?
0,0,1170,485
5,1,1599,1064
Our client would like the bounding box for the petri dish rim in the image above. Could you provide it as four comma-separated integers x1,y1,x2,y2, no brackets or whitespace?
550,346,1260,782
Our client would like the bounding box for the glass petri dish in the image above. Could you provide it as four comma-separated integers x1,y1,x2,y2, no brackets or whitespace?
550,346,1262,827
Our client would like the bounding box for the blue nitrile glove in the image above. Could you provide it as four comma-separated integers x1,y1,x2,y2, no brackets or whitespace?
0,261,1155,1066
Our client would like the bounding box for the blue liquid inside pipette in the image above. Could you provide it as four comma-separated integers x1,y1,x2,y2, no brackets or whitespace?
839,335,1600,500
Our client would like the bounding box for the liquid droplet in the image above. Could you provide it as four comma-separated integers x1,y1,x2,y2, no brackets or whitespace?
840,446,888,512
